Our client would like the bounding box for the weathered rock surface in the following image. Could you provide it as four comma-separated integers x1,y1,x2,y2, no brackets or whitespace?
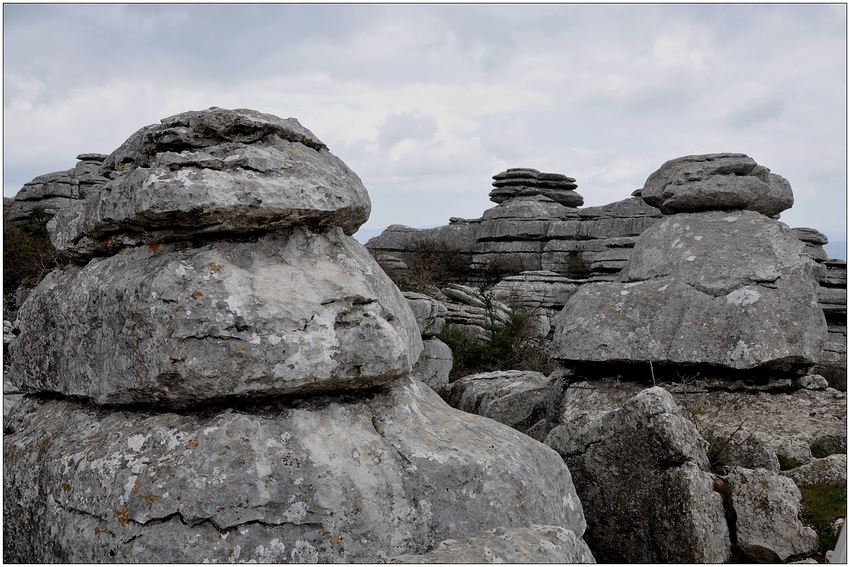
11,227,421,406
6,154,109,222
412,338,453,391
489,168,583,207
403,292,447,337
3,377,587,563
727,467,818,562
50,108,371,259
545,387,730,563
553,210,827,370
391,524,595,563
781,454,847,487
439,371,562,439
641,153,794,216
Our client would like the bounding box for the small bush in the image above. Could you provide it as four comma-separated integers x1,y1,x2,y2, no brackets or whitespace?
3,207,62,314
439,310,555,380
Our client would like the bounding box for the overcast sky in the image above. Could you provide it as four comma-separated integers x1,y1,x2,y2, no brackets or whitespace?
4,4,847,243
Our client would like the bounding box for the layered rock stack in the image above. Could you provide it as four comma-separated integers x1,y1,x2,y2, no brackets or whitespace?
4,108,592,562
552,153,828,374
489,168,583,207
5,153,108,222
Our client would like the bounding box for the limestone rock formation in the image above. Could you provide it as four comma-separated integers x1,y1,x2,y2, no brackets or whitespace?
391,524,595,563
4,108,592,563
727,467,818,562
553,193,827,372
6,153,108,222
544,387,730,563
11,227,422,406
641,153,793,216
49,107,371,259
439,370,563,440
490,168,583,207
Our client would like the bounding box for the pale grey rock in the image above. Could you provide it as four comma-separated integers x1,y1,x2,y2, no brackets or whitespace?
642,153,794,216
413,338,453,391
674,387,846,474
13,170,77,201
491,271,580,314
781,454,847,487
440,371,560,438
819,287,847,317
545,387,730,563
11,227,422,406
558,378,647,425
793,227,829,245
554,210,827,370
796,374,830,390
442,283,487,308
403,292,446,337
390,524,595,563
50,108,371,259
728,467,818,562
4,377,587,563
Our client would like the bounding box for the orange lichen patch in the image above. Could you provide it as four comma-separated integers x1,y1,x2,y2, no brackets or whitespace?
235,346,245,355
351,537,358,543
62,483,71,492
221,485,228,491
289,148,298,157
115,508,130,526
331,535,341,546
132,487,140,494
321,528,329,536
147,243,161,252
353,507,362,515
94,528,100,535
13,512,20,521
103,486,108,493
209,262,223,271
186,439,199,450
145,494,155,503
191,291,204,300
100,235,116,251
229,548,235,555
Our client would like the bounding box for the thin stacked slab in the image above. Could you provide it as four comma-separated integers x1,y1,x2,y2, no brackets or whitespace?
490,168,583,207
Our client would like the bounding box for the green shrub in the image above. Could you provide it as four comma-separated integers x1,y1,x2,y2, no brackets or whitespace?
799,484,846,560
3,207,62,313
439,310,555,380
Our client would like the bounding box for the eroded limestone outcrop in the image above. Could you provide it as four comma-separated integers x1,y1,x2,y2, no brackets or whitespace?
552,155,828,373
4,108,592,563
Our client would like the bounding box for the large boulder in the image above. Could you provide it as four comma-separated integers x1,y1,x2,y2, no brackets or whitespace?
641,153,793,216
3,377,588,563
439,370,562,440
412,338,453,391
50,108,371,259
545,387,730,563
727,467,818,562
11,227,421,406
553,210,827,371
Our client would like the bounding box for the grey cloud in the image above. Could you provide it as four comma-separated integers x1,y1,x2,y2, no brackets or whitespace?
377,111,438,149
726,96,785,129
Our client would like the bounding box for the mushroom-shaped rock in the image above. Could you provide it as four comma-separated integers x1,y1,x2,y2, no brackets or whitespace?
641,153,793,216
50,108,371,259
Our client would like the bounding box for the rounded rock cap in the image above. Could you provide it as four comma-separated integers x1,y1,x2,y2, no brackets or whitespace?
641,153,793,216
50,108,371,259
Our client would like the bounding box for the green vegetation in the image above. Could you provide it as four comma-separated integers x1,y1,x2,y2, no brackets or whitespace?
439,310,555,380
799,484,846,561
3,207,62,315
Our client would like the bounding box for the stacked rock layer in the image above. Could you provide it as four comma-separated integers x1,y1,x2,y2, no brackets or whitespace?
552,153,828,372
5,108,591,563
490,167,583,207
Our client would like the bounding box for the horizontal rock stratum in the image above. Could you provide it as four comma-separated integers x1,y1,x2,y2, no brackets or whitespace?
49,107,371,259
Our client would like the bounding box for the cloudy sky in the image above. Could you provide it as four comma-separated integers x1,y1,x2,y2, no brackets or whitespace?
4,3,847,245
